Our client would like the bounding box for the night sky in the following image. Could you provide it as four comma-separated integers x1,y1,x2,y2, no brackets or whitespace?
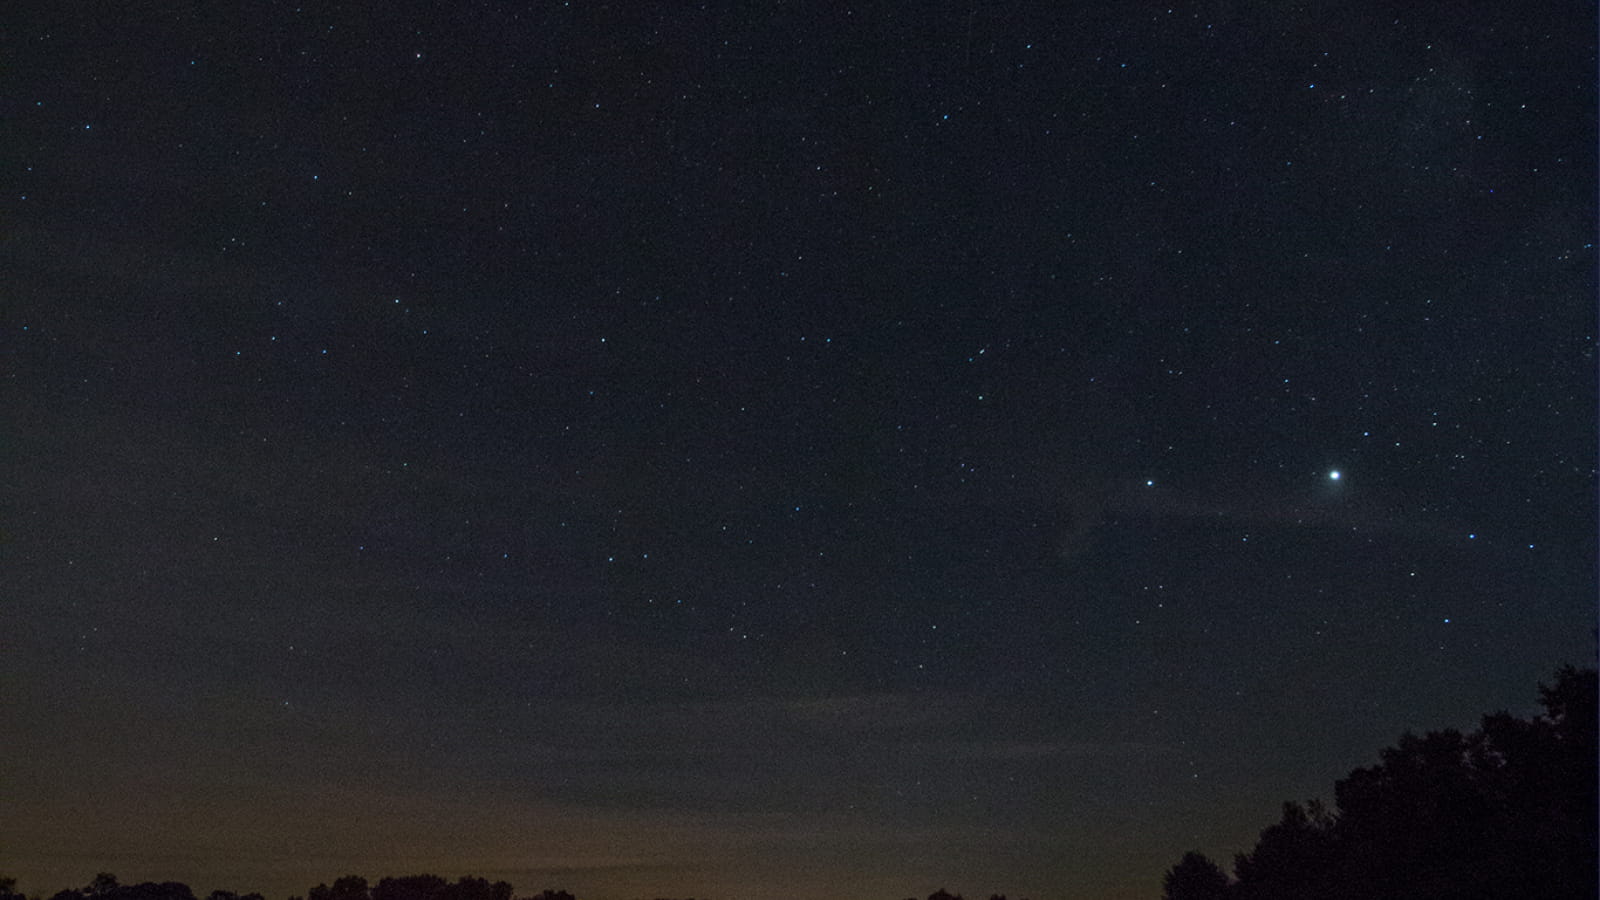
4,3,1596,900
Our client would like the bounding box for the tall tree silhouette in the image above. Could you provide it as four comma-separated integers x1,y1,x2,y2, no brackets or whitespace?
1163,665,1598,900
1231,801,1338,900
1161,851,1230,900
1334,665,1597,899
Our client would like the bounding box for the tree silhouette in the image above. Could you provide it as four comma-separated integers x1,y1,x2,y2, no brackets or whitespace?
458,878,509,900
31,874,569,900
370,875,446,900
315,876,369,900
205,890,263,900
47,875,196,900
1161,851,1230,900
1334,665,1598,899
359,874,514,900
1163,665,1599,900
1231,801,1339,900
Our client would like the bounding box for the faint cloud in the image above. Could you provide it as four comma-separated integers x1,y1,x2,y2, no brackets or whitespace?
783,691,985,735
910,738,1179,761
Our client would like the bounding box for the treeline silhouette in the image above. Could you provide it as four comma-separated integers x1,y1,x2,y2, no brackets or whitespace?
0,881,1026,900
1164,664,1598,900
1,874,693,900
4,667,1589,900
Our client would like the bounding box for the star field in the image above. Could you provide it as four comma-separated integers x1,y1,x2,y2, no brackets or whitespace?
3,3,1595,900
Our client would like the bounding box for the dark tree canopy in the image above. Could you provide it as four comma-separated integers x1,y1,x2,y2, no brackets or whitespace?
31,875,526,900
48,875,196,900
1163,665,1599,900
207,889,265,900
1230,801,1340,900
307,876,369,900
1162,851,1230,900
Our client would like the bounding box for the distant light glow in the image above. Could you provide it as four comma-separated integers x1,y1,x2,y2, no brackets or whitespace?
1329,470,1341,480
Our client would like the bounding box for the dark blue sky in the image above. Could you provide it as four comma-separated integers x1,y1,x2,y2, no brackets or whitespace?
5,3,1595,899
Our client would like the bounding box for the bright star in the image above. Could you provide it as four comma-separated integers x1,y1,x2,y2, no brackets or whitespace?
1328,470,1341,480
